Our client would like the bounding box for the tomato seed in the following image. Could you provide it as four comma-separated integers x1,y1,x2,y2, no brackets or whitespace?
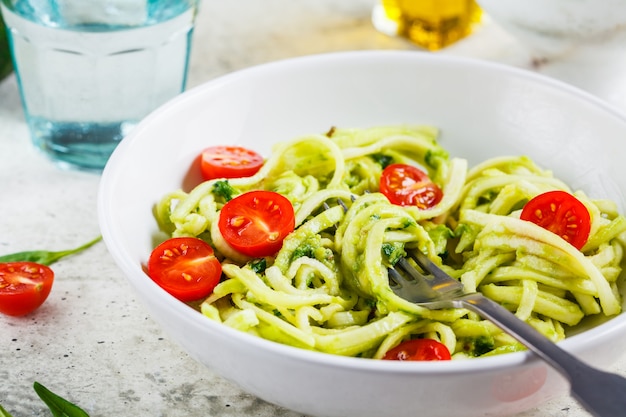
268,203,280,213
231,216,246,227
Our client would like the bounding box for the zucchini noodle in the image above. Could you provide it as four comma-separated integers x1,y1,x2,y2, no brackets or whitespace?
154,125,626,359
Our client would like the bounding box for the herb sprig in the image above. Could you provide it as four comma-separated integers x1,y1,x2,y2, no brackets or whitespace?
0,382,89,417
0,236,102,265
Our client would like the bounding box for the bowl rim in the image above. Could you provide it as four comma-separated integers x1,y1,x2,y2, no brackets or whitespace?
99,49,626,375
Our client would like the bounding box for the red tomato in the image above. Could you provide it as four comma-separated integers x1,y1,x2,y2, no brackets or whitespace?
520,190,591,250
200,145,264,180
383,339,451,361
380,163,443,209
218,190,295,257
148,237,222,302
0,262,54,317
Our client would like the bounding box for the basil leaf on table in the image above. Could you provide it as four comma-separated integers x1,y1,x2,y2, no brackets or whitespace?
0,236,102,265
0,383,89,417
0,403,14,417
33,382,90,417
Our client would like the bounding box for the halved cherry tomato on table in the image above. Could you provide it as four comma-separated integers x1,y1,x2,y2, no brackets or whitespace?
379,163,443,209
520,190,591,250
200,145,264,181
148,237,222,302
218,190,295,258
383,339,451,361
0,261,54,316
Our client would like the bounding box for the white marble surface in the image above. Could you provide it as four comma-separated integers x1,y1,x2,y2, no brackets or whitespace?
1,1,626,415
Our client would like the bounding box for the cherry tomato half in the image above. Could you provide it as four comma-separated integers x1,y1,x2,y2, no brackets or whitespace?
218,190,295,257
520,190,591,250
0,262,54,317
148,237,222,302
383,339,451,361
200,145,264,181
380,164,443,209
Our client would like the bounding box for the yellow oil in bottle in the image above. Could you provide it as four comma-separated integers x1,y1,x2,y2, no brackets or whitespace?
373,0,482,50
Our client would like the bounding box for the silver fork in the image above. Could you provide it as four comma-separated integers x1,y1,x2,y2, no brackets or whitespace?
390,251,626,417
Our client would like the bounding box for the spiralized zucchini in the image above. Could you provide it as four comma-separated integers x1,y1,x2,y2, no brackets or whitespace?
154,126,626,359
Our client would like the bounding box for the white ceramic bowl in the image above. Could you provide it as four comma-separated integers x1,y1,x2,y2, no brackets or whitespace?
477,0,626,57
98,51,626,417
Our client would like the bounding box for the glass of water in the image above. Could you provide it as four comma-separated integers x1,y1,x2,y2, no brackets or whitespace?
1,0,198,171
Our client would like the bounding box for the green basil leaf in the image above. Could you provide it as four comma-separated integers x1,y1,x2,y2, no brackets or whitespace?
33,382,89,417
0,403,15,417
0,236,102,266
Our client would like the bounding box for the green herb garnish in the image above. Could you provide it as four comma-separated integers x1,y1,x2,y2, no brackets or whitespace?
0,236,101,265
0,382,89,417
211,180,236,202
370,153,394,169
0,403,13,417
249,258,267,274
381,242,405,266
33,382,89,417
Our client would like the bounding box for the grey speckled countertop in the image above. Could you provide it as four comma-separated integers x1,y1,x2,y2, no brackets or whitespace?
2,1,626,416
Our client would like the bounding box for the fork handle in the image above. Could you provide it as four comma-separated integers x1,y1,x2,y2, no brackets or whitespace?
460,293,626,417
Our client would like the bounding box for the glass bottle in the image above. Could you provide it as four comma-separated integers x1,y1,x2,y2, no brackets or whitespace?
372,0,482,50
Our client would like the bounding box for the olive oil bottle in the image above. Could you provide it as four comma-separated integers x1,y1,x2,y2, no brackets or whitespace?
373,0,482,50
